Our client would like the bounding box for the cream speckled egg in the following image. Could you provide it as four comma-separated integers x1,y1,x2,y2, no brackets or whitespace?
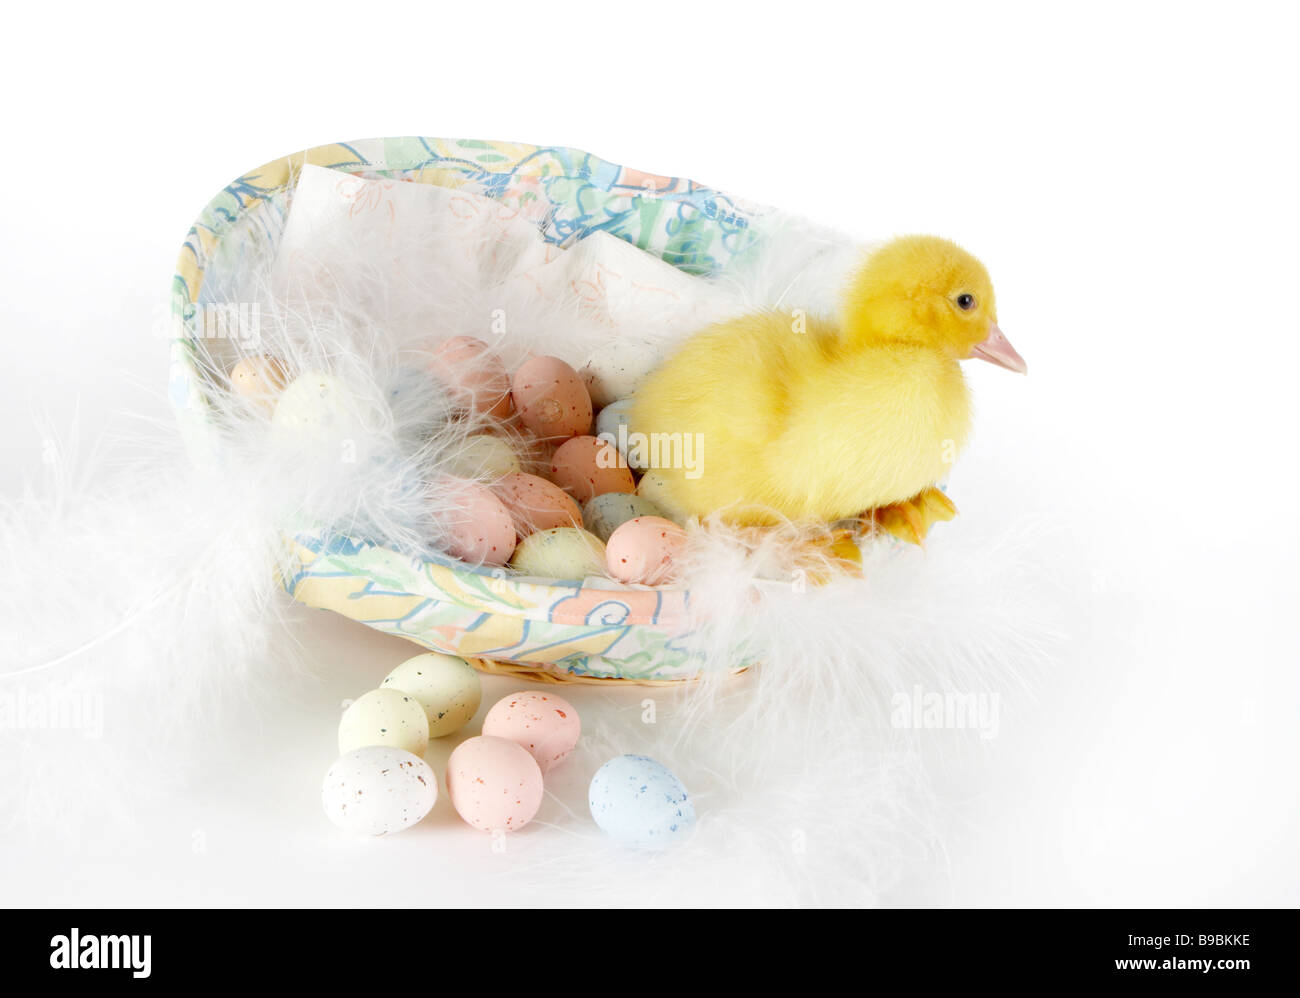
445,735,544,832
582,492,667,543
432,477,517,566
229,355,288,412
492,472,582,537
581,339,663,409
428,335,513,418
381,652,482,738
443,434,521,480
510,355,592,441
605,516,688,585
338,688,430,756
322,747,437,835
271,371,358,437
635,470,681,518
508,527,607,580
549,435,635,502
482,691,581,773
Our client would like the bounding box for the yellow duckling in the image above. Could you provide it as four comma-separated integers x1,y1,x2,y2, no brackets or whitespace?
630,235,1025,541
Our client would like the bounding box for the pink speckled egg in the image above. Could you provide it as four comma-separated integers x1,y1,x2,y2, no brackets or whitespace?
445,735,544,833
549,435,635,502
510,355,592,441
429,336,513,418
482,691,581,773
492,472,582,538
605,516,688,585
433,478,517,566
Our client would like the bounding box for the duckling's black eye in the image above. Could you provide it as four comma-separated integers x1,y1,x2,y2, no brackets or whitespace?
956,294,977,311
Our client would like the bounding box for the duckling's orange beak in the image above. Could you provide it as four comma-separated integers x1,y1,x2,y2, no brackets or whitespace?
970,323,1027,373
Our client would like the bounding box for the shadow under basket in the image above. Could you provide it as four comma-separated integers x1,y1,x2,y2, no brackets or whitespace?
169,137,782,683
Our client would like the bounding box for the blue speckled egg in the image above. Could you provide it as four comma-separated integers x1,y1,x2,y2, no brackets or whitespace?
588,754,695,849
582,491,667,543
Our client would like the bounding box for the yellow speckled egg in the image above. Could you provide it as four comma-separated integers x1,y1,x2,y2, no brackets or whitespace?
606,516,688,585
509,527,607,580
549,435,635,502
381,652,482,738
271,371,358,437
444,434,521,480
510,355,592,441
229,355,288,412
338,688,430,756
493,471,582,537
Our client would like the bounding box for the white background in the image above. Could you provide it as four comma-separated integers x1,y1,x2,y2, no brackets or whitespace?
1,1,1297,906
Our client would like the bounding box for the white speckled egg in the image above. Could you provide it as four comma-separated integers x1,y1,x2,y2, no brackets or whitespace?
508,526,607,579
588,754,695,849
583,492,668,543
271,371,358,436
445,735,544,832
381,652,482,738
338,688,430,756
321,746,437,835
634,470,681,518
580,339,663,409
444,434,521,480
482,691,581,773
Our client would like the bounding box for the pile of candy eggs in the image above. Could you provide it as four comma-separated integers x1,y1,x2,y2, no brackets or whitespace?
234,334,690,586
321,652,696,849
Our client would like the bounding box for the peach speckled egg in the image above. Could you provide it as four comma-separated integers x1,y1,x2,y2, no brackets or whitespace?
445,735,544,833
433,478,517,566
229,355,288,412
429,336,513,418
605,516,688,585
549,435,635,502
493,472,582,538
510,355,592,441
483,691,581,773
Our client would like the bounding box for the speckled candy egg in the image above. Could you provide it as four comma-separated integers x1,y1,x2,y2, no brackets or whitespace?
322,746,437,836
635,470,681,517
271,371,358,437
444,434,521,480
229,355,288,412
605,516,688,585
381,652,482,738
582,492,668,543
337,688,430,756
432,477,517,566
588,754,695,849
493,472,582,537
510,355,592,441
549,435,635,502
508,527,607,580
580,339,663,409
482,691,581,773
594,397,647,471
428,335,513,418
445,735,544,832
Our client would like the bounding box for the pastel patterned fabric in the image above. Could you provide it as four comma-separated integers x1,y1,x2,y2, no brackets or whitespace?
170,138,773,681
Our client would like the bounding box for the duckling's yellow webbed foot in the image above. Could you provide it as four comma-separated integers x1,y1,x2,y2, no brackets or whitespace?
866,488,958,547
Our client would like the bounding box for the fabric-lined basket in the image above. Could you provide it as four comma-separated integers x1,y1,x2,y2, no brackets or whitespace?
170,138,785,683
